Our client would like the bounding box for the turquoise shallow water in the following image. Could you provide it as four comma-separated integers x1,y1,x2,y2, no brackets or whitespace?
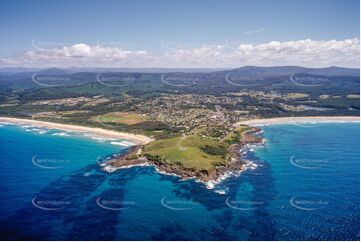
0,122,359,240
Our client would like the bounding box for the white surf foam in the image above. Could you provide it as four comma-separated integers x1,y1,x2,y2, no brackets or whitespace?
110,141,135,147
0,122,13,126
102,162,149,172
51,132,70,136
214,189,228,195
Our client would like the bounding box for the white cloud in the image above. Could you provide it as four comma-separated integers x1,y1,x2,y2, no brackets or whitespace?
0,38,359,68
228,38,360,67
243,29,266,34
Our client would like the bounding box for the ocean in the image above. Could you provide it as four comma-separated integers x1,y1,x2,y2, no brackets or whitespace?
0,122,359,240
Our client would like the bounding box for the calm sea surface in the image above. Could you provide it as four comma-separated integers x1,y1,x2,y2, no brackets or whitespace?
0,122,359,240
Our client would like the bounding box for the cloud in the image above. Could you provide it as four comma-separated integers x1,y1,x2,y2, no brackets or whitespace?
229,38,360,67
243,29,266,34
0,43,150,67
0,38,359,68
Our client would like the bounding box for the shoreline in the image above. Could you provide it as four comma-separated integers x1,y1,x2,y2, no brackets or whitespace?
99,116,360,188
0,117,153,145
103,127,264,189
2,115,358,189
236,116,359,126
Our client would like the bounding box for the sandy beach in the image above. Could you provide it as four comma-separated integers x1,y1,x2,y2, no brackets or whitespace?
237,116,360,126
0,117,153,145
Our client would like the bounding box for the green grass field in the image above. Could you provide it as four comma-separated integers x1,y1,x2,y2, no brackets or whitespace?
223,125,251,143
142,134,228,171
92,112,148,125
142,125,252,171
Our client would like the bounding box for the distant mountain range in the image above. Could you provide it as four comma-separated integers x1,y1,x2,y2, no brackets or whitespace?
0,66,359,76
0,67,230,74
220,66,360,77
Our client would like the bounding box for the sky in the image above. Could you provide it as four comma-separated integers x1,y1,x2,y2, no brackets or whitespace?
0,0,359,68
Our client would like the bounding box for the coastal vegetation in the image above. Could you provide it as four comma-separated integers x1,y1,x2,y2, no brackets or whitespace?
0,66,359,180
92,112,149,125
143,134,228,171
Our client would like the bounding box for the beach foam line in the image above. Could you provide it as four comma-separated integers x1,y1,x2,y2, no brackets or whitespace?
16,124,49,134
110,140,136,146
202,160,259,190
0,117,153,145
51,132,70,136
0,122,13,126
90,136,117,142
102,162,149,172
110,141,132,147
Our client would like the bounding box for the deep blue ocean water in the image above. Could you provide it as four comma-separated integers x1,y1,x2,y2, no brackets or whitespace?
0,122,359,240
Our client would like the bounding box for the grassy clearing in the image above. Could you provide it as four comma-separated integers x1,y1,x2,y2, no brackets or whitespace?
223,125,251,144
92,112,148,125
32,110,90,119
319,94,343,99
319,94,331,99
143,125,252,171
143,134,227,171
284,93,309,99
347,94,360,99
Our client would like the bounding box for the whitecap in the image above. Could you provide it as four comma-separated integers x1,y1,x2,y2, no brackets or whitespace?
51,132,70,136
205,181,215,189
102,162,149,172
110,141,134,147
91,136,107,142
120,141,136,146
214,189,227,195
102,165,119,173
153,166,183,178
21,125,36,129
246,161,258,170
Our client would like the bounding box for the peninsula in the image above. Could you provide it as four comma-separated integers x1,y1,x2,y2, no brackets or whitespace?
0,66,359,184
1,116,358,185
